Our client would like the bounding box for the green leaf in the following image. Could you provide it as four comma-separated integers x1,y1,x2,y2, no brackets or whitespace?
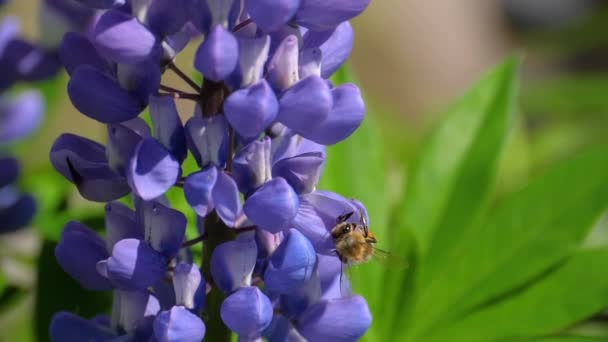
409,145,608,340
320,65,392,341
383,57,519,337
22,169,69,241
508,337,608,342
523,73,608,116
424,247,608,342
534,338,608,342
401,55,518,260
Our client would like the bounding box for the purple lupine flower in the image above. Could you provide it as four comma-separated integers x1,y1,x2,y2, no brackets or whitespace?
51,1,373,340
0,27,45,233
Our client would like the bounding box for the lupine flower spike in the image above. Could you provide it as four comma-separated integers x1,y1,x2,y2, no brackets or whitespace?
50,0,373,341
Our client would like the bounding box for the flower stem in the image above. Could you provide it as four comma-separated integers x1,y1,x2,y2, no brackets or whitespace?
200,79,228,117
201,212,236,342
168,62,202,93
233,18,252,32
181,234,206,248
226,126,235,173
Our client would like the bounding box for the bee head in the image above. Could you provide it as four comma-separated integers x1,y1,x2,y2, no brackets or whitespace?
342,224,353,234
331,223,353,239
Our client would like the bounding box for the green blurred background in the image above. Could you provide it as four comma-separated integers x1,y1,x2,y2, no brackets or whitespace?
3,0,608,341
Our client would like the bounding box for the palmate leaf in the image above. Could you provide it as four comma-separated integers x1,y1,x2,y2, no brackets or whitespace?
423,247,608,342
380,57,519,337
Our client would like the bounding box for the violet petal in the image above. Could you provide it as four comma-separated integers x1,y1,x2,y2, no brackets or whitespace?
244,177,299,233
55,221,113,291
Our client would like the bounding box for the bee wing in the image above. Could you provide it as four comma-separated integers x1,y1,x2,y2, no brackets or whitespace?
372,247,409,269
340,265,353,296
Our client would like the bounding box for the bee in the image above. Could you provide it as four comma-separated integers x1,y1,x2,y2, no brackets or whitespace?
331,210,406,268
331,210,377,264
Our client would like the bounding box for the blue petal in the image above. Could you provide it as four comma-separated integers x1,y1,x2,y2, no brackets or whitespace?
127,138,181,201
184,166,217,218
206,0,241,29
59,32,109,75
105,201,142,252
349,198,369,226
122,117,152,138
303,21,353,79
140,200,187,258
245,0,300,33
106,122,143,175
296,295,371,342
144,0,190,36
114,290,160,334
188,0,212,35
263,314,305,342
220,286,273,336
298,46,322,79
230,34,270,88
212,171,242,227
2,38,61,81
232,137,271,195
296,137,326,155
151,280,177,311
194,25,238,82
173,263,206,312
107,238,167,291
0,157,18,188
224,80,278,140
71,0,125,9
0,193,36,233
92,9,160,63
277,75,332,138
267,35,299,91
185,114,228,167
154,306,206,342
210,237,257,293
50,312,117,342
243,177,299,233
268,124,299,164
0,17,19,54
294,0,370,31
55,221,113,290
163,24,198,59
116,58,161,103
306,83,365,145
255,228,284,261
149,96,187,163
68,65,143,123
279,262,321,318
318,253,348,300
0,90,43,143
264,229,317,294
50,133,131,202
271,151,325,194
91,314,111,327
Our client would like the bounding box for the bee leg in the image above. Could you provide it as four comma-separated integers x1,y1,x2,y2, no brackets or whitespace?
337,211,354,224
